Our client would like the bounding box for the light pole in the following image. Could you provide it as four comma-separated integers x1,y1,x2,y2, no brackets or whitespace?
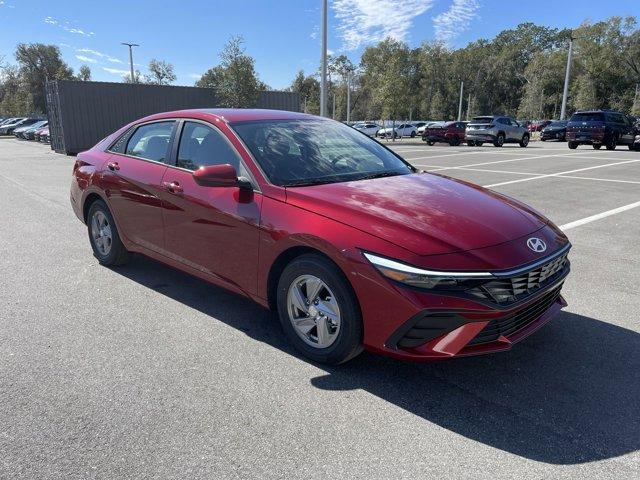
320,0,328,117
457,81,464,121
121,42,139,83
346,70,351,123
560,35,577,120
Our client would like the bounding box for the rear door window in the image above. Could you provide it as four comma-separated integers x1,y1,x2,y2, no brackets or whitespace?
125,121,175,163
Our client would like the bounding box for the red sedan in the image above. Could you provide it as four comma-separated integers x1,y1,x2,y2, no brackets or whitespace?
70,109,571,364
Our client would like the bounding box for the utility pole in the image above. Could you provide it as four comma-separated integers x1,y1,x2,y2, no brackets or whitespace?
320,0,328,117
457,81,464,121
121,42,139,83
467,92,471,120
560,36,574,120
346,71,351,123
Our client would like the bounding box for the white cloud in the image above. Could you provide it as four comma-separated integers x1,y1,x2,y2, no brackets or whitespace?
75,55,97,63
188,73,202,79
44,16,95,36
77,48,122,64
333,0,435,51
102,67,129,76
433,0,480,44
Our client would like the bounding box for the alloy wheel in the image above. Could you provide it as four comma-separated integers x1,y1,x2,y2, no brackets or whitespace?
286,274,341,348
91,210,112,256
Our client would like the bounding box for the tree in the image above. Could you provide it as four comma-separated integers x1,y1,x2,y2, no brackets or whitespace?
196,35,263,108
123,70,142,83
14,43,74,113
144,59,177,85
290,70,320,114
77,65,92,81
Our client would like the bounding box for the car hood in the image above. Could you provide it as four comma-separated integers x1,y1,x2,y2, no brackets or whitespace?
285,173,548,256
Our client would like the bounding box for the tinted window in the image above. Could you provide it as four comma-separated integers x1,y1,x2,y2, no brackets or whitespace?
606,113,624,124
231,119,412,187
125,122,174,162
571,112,605,122
177,121,241,171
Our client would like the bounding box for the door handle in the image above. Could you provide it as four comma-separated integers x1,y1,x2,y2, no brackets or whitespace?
107,161,120,171
164,181,184,195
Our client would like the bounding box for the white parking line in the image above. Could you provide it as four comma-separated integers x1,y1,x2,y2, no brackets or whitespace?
554,175,640,185
419,153,576,171
483,159,640,188
560,201,640,231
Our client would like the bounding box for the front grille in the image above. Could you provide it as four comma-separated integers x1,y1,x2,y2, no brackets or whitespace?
467,251,569,306
468,286,563,346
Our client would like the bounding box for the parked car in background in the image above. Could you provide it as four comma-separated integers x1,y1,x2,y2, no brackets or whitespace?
417,121,444,135
540,121,568,142
353,122,381,136
377,123,419,138
465,116,529,147
39,127,51,144
33,126,49,142
422,121,468,146
566,110,636,150
70,108,571,364
0,118,40,136
22,121,49,140
528,120,552,132
632,133,640,151
14,120,48,139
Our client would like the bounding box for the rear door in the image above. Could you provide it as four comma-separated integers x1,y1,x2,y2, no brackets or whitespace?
159,120,262,296
102,120,176,254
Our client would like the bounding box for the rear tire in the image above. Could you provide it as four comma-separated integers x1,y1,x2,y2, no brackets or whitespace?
593,144,602,150
605,135,617,150
568,141,578,149
494,133,505,147
519,134,529,148
87,200,129,266
427,140,434,146
276,254,363,365
449,137,460,146
410,131,416,138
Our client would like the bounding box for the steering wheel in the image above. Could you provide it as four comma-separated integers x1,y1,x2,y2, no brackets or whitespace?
331,154,359,170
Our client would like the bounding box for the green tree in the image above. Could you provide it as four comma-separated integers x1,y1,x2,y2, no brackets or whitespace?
196,35,263,108
77,65,92,81
144,59,177,85
290,70,320,114
14,43,74,113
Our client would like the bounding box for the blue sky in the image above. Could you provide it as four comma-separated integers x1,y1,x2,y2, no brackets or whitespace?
1,0,638,89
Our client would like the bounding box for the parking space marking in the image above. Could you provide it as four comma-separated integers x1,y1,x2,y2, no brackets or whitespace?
483,159,640,188
417,153,578,170
559,201,640,231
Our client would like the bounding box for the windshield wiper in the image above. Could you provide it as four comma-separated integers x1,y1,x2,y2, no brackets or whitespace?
358,171,404,181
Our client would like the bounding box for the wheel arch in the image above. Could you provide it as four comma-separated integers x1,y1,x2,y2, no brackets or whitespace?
82,191,107,223
266,245,357,312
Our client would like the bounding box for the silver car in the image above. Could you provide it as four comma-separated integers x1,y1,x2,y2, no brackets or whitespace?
465,116,529,147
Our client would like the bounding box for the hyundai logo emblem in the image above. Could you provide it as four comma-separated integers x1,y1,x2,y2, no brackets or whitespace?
527,237,547,253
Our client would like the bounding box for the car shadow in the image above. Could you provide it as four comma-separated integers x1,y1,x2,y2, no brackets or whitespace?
113,255,639,465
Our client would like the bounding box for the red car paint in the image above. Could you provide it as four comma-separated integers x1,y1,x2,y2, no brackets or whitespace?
70,109,570,361
422,121,467,145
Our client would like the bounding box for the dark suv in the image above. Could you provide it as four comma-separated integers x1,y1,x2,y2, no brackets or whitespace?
566,110,636,150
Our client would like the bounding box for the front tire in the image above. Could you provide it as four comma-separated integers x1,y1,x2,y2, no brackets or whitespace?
519,134,529,148
427,140,435,146
593,144,602,150
87,200,129,266
605,135,617,150
276,254,363,365
568,141,578,149
494,133,505,147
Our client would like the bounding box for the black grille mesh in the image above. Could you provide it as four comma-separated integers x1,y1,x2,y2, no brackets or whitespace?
468,286,563,346
467,252,568,305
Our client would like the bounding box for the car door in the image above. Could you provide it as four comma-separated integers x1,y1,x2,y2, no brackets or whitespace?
102,120,176,254
620,114,634,145
160,120,262,296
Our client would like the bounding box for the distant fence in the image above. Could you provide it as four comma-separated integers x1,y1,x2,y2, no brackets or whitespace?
45,80,300,154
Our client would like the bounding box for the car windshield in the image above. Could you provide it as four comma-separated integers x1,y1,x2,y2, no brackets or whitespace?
549,121,567,127
571,112,605,122
231,119,413,187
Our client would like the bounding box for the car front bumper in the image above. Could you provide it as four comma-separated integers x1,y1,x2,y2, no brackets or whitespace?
348,227,571,361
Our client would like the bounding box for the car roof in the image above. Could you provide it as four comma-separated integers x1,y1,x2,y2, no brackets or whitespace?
138,108,317,124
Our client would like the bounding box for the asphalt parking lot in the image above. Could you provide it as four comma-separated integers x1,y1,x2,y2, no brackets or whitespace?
1,137,639,479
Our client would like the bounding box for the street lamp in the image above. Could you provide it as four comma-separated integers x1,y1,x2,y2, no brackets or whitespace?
560,33,585,120
320,0,328,117
121,42,139,83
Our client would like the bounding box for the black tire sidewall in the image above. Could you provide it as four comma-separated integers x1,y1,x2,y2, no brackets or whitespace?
276,254,363,365
87,200,127,266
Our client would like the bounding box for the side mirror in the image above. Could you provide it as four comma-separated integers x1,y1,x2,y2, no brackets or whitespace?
193,164,247,188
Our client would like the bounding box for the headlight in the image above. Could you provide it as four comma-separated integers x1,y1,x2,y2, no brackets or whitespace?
363,252,493,290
